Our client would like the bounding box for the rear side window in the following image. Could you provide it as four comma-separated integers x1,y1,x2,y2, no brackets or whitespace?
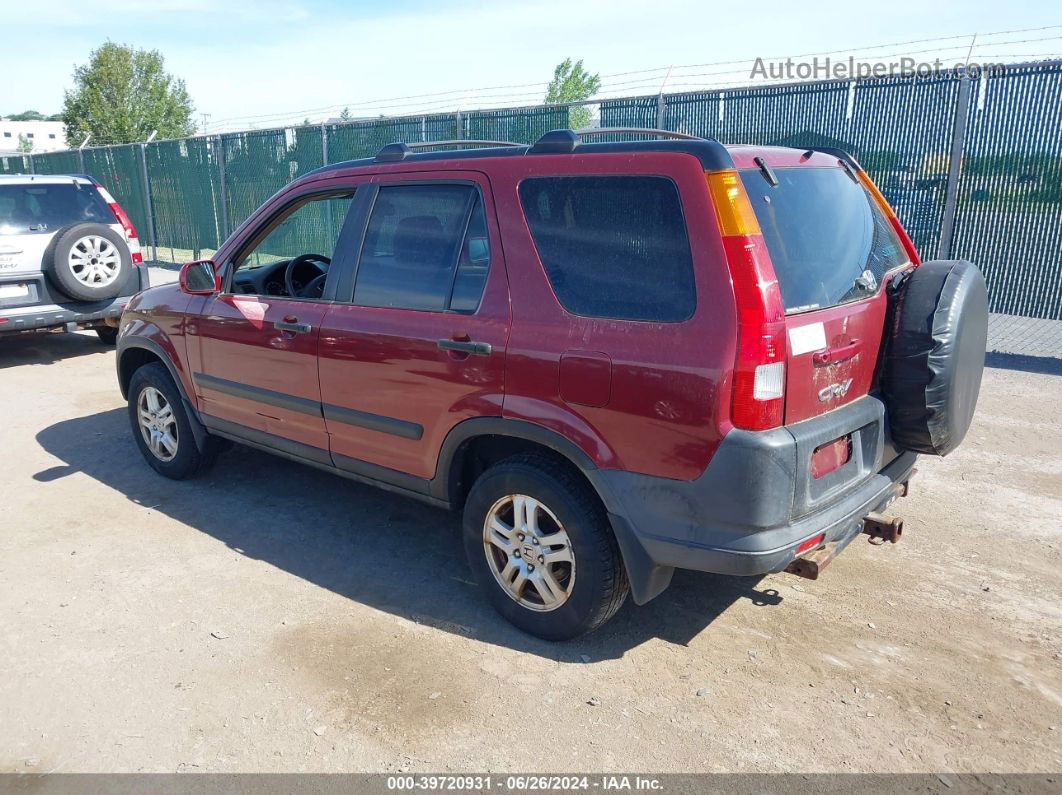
353,184,487,312
519,176,696,322
740,167,909,313
0,183,112,235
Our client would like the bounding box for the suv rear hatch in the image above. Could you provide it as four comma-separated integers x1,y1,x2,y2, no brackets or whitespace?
739,164,911,424
0,179,120,306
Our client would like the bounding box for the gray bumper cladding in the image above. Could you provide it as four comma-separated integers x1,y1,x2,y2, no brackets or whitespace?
0,267,148,334
598,396,917,603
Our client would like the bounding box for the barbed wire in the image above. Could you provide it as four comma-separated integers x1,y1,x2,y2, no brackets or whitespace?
201,25,1062,132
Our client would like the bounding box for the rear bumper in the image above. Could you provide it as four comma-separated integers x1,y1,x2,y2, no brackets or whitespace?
0,267,149,335
596,396,917,600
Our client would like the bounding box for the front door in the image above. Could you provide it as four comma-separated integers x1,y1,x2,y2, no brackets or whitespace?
317,173,510,482
191,187,361,462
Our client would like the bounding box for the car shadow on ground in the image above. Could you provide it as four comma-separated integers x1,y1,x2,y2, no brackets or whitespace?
985,352,1062,376
0,332,113,370
35,407,783,660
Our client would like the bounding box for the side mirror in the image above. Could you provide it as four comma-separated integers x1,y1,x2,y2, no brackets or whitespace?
179,260,220,295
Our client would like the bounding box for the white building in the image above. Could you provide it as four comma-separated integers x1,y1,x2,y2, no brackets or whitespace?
0,120,68,155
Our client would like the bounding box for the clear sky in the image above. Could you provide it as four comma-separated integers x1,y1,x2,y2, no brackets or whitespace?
2,0,1059,133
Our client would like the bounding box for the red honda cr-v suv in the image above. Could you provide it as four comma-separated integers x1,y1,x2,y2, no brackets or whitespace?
117,129,988,639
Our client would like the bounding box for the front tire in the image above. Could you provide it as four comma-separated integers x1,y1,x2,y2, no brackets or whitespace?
462,454,629,640
127,362,219,479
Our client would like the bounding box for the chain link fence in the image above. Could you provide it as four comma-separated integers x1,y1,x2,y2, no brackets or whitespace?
1,62,1059,359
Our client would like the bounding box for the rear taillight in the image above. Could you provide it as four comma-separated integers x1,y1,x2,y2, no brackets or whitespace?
95,184,143,265
707,170,787,431
853,170,921,266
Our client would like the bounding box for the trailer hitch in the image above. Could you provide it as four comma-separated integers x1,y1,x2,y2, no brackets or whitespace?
862,512,904,544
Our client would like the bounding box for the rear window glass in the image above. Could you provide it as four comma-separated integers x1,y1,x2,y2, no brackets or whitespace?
740,167,909,313
519,176,696,322
0,183,112,235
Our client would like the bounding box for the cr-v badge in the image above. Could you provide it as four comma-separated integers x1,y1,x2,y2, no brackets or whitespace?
818,378,854,401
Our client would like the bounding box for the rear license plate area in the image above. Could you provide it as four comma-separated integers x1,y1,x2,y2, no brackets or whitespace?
0,281,39,308
811,435,852,479
0,283,29,299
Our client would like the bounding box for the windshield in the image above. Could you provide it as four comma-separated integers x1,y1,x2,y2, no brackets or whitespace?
740,167,908,313
0,182,113,235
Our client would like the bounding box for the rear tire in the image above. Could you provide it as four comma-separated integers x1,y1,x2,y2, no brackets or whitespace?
462,454,629,640
95,326,118,345
127,362,219,479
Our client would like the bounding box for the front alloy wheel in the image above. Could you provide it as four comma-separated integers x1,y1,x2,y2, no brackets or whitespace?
137,386,178,461
483,494,576,611
127,362,220,480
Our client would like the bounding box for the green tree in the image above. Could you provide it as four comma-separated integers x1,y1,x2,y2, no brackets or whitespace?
16,134,33,154
545,58,601,130
7,110,46,121
339,107,352,121
62,42,195,146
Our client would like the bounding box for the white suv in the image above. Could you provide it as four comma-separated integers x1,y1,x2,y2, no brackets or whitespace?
0,174,149,343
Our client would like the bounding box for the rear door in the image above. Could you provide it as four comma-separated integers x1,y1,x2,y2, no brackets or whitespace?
0,179,113,304
740,166,911,423
317,172,509,481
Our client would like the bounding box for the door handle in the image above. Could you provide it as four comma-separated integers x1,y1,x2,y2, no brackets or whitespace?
437,338,492,356
275,319,312,334
813,339,861,366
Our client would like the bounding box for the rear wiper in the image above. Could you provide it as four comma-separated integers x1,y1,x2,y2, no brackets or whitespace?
753,156,779,187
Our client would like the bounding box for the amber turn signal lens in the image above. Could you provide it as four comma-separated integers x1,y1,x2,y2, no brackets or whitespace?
706,170,761,237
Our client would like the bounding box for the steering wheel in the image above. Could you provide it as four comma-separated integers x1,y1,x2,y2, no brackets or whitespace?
284,253,331,298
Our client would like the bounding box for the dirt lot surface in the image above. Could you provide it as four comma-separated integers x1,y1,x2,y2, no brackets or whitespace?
1,299,1060,773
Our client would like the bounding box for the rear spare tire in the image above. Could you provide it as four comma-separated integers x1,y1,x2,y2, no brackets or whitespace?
882,259,988,456
47,223,131,302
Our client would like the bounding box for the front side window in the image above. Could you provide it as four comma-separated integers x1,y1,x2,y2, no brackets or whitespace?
352,184,489,312
231,190,354,298
518,176,696,322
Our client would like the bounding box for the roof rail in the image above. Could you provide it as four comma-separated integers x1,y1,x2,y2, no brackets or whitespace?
529,127,702,154
375,139,522,163
576,127,702,141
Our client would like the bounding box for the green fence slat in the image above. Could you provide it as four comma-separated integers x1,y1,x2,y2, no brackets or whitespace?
221,126,326,238
464,106,570,143
82,145,150,236
949,63,1062,320
146,137,223,262
30,150,83,175
0,154,31,175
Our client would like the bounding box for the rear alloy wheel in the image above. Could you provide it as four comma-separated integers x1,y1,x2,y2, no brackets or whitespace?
463,454,629,640
127,362,220,479
483,494,576,612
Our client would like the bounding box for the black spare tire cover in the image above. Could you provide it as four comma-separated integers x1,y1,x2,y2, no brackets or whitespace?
883,260,988,456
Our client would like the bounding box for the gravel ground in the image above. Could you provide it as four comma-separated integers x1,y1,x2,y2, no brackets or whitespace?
0,302,1059,774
